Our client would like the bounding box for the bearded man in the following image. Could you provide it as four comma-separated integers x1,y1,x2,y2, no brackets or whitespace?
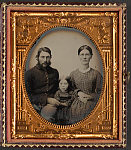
25,47,59,114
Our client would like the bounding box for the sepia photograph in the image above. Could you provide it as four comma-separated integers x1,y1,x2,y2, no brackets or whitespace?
3,3,126,147
24,27,103,125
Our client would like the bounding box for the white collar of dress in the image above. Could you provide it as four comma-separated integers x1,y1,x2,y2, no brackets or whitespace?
79,67,91,73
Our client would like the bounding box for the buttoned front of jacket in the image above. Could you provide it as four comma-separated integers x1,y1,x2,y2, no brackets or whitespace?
25,64,59,106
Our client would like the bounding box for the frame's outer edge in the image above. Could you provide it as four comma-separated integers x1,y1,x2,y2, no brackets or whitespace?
0,2,126,8
0,6,2,145
122,4,127,147
1,2,6,147
0,2,127,148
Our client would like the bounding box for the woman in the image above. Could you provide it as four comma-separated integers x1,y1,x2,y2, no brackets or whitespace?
69,45,103,124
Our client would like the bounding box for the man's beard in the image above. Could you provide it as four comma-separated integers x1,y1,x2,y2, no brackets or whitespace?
38,60,51,69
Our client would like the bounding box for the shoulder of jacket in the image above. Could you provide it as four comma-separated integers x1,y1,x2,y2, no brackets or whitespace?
49,66,58,72
25,66,38,76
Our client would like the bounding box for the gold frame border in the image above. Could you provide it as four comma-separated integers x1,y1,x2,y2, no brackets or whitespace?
12,11,115,139
1,2,127,148
21,23,105,130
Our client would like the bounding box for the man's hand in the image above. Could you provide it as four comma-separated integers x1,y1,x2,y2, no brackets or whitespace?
47,98,60,106
78,91,92,103
54,100,61,106
60,102,68,107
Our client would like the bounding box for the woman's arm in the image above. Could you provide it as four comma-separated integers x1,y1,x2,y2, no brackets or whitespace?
69,72,81,95
87,71,103,101
96,71,103,94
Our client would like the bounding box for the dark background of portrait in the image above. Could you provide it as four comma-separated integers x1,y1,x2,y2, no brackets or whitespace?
0,0,130,150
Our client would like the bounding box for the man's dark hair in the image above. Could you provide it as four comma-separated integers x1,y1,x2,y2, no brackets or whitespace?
78,45,93,56
36,47,52,60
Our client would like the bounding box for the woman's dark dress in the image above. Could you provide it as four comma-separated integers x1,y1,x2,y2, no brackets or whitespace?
69,68,103,124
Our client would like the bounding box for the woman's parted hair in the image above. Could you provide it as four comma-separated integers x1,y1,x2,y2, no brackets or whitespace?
78,45,93,56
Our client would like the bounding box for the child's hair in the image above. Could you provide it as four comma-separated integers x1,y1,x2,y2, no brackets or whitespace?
59,76,72,92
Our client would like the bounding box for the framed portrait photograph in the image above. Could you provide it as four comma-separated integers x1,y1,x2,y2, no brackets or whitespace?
0,2,127,148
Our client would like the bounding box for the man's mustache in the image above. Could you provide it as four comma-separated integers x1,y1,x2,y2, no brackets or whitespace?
38,61,51,66
42,62,48,65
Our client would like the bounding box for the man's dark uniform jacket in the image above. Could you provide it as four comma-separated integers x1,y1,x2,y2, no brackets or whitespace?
25,64,59,107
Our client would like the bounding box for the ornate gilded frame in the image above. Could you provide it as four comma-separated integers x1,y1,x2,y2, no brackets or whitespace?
1,3,127,148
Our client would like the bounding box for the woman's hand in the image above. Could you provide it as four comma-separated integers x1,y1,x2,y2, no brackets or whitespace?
78,91,92,103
